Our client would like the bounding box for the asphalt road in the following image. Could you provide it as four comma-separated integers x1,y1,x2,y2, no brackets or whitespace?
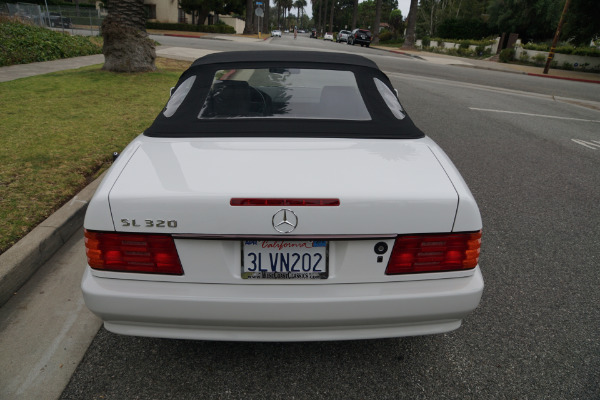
59,34,599,399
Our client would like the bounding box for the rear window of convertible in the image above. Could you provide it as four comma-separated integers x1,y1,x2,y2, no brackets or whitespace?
164,68,371,121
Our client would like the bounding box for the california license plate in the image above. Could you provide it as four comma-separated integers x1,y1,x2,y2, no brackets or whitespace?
242,240,328,279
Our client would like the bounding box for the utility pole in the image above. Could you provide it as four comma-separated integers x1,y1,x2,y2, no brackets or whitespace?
543,0,572,74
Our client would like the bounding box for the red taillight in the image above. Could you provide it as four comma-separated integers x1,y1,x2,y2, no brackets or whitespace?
84,230,183,275
385,231,481,275
230,198,340,206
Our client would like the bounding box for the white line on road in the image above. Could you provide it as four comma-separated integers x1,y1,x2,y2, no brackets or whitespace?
386,71,600,112
571,139,600,150
469,107,600,123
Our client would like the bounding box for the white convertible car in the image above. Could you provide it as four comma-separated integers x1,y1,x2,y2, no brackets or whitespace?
82,51,483,341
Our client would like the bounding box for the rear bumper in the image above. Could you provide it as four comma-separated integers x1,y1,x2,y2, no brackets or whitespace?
82,267,484,341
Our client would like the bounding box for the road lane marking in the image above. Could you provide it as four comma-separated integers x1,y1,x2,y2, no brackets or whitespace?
469,107,600,123
571,139,600,150
386,72,600,112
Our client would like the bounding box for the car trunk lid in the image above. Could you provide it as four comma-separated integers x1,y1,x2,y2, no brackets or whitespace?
108,137,458,236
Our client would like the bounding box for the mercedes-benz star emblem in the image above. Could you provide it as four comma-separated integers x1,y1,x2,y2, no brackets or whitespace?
272,209,298,233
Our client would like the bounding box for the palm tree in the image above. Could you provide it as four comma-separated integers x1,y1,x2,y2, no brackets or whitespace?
322,0,328,33
294,0,302,20
102,0,155,72
372,0,382,44
402,0,418,49
328,0,334,35
317,0,323,35
294,0,307,22
243,0,254,34
286,0,293,28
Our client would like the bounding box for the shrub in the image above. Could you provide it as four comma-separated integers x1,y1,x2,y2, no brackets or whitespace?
533,53,546,66
499,48,515,63
378,31,392,42
0,17,102,67
522,42,600,57
562,62,574,70
421,36,430,47
519,51,530,62
572,48,600,57
456,47,474,57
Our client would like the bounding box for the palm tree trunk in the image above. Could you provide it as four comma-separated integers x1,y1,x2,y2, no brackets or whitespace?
243,0,254,34
264,4,270,33
322,0,328,33
351,0,358,30
101,0,155,72
328,0,334,35
372,0,382,44
318,0,323,35
401,0,418,49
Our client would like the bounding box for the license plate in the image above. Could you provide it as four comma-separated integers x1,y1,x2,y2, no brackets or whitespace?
242,240,328,280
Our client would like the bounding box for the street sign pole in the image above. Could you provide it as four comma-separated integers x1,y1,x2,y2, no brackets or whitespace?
255,5,264,38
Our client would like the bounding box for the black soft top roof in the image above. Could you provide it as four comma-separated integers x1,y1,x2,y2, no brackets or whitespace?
144,50,424,139
190,51,380,70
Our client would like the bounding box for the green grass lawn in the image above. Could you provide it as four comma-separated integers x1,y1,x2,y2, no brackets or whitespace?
0,59,190,254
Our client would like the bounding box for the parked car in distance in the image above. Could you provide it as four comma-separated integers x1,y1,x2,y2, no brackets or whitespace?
271,29,282,37
48,12,72,28
337,30,351,43
81,50,483,342
348,28,372,47
310,28,317,38
324,32,334,41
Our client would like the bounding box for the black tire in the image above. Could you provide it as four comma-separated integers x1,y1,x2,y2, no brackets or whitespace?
361,44,364,47
366,44,370,47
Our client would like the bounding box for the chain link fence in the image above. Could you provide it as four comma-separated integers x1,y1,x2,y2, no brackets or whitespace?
0,2,105,36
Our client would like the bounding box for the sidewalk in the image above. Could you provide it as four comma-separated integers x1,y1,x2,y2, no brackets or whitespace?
373,46,600,84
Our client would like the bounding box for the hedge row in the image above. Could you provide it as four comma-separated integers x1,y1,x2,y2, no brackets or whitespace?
0,17,101,67
146,21,235,34
522,43,600,57
422,37,496,47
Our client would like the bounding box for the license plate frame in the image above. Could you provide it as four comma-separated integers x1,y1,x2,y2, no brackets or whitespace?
241,240,329,280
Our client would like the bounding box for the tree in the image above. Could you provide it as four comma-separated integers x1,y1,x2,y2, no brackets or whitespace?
352,0,358,29
486,0,561,41
322,0,328,33
244,0,254,34
318,0,323,34
102,0,155,72
562,0,600,45
389,8,403,39
402,0,418,49
372,0,382,44
263,1,270,33
180,0,244,26
329,0,335,34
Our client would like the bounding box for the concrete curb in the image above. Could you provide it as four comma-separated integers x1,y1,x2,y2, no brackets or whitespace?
526,72,600,84
374,46,600,83
0,174,104,307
